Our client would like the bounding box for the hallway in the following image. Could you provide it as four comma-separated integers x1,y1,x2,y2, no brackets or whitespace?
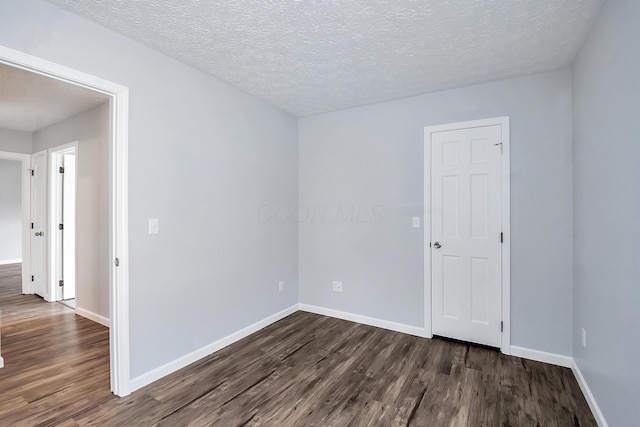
0,263,112,425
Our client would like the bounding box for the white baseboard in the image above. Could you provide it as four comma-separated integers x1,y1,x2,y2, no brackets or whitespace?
572,359,609,427
75,307,110,328
510,346,572,368
0,259,21,265
0,355,4,368
130,304,299,393
298,303,426,337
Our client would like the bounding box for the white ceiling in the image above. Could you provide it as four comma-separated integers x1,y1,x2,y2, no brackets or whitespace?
46,0,604,117
0,62,109,132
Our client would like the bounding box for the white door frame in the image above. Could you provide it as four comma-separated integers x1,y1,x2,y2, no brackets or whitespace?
31,150,48,299
0,45,131,395
0,151,31,294
48,142,78,302
424,116,511,354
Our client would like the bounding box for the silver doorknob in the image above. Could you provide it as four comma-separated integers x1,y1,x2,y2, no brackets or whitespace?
433,242,441,249
35,231,43,237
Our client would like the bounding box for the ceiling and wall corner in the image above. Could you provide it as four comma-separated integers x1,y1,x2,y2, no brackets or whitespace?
0,63,109,132
45,0,604,117
0,128,33,153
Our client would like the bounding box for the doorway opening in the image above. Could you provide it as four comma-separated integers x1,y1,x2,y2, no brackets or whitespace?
0,151,31,292
0,45,131,396
0,158,24,268
0,152,29,368
50,143,77,308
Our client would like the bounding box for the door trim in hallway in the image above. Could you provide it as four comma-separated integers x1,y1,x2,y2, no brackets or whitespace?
48,141,78,303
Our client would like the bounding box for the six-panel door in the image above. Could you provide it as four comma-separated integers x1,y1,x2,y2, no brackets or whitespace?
431,125,503,348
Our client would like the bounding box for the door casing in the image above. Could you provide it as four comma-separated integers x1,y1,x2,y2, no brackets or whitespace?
424,117,511,354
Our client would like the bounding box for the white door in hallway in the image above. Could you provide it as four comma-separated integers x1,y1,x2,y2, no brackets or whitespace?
61,153,76,300
30,151,47,298
430,124,503,348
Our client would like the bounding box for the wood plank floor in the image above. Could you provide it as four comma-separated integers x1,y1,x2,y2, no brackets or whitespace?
0,263,112,426
0,263,596,426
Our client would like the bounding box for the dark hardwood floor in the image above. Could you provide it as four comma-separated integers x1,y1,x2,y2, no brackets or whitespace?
0,263,112,425
0,263,596,426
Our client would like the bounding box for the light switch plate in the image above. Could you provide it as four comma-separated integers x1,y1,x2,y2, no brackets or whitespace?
149,218,159,235
412,217,420,228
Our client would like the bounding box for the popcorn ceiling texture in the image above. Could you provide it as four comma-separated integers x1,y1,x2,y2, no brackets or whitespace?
46,0,604,116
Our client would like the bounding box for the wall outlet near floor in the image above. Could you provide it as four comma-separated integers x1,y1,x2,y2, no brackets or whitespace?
278,280,284,292
332,281,343,293
581,328,587,348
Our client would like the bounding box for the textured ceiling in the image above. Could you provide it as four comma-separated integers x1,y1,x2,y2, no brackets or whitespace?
46,0,604,117
0,62,109,132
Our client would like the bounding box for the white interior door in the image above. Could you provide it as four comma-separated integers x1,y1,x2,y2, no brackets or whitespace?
431,125,503,348
62,153,76,300
30,151,47,298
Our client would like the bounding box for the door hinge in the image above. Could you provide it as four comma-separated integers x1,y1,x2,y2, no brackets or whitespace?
59,223,64,230
59,166,64,173
31,275,34,282
31,222,34,229
31,170,34,176
59,280,64,287
500,232,503,243
501,321,504,332
114,258,120,267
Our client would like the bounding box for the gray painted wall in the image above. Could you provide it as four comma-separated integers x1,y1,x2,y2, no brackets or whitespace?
0,128,32,153
0,159,22,262
299,70,574,356
572,0,640,425
0,0,299,379
33,103,110,321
